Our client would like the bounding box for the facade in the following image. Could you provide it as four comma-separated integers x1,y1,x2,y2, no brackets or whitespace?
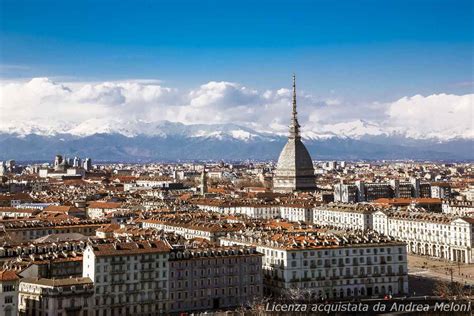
279,203,313,222
431,182,452,199
82,240,170,316
220,229,408,299
333,183,358,203
334,179,431,203
86,202,122,219
168,246,263,312
273,76,316,193
313,203,376,230
141,218,243,242
0,270,19,316
373,210,474,263
442,200,474,216
1,219,107,242
18,277,93,316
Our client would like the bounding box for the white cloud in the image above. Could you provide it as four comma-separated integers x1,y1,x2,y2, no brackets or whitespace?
0,77,472,140
387,93,474,139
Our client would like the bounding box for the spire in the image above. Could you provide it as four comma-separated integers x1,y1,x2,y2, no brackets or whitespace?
289,74,301,139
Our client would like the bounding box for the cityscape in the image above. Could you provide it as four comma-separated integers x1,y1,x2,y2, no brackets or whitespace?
1,0,473,315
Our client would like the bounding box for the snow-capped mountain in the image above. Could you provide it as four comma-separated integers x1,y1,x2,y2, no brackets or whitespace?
0,119,472,161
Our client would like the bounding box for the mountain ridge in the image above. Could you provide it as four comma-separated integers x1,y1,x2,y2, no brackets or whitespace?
1,129,472,162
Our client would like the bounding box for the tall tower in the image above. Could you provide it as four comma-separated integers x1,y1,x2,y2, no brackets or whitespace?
273,75,316,193
200,169,208,196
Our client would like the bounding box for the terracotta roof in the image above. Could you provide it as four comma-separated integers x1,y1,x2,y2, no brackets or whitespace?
90,240,170,256
44,205,81,213
87,202,122,209
0,269,19,281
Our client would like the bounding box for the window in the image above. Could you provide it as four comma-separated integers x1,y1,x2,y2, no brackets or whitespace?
4,296,13,304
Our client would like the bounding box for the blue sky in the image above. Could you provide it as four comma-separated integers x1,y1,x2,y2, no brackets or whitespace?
1,0,472,102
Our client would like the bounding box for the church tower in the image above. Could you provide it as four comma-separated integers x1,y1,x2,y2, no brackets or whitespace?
273,75,316,193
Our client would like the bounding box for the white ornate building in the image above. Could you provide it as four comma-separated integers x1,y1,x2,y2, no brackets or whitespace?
220,228,408,299
373,210,474,263
313,203,377,230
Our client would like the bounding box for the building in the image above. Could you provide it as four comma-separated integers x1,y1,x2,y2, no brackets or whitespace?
333,183,358,203
0,270,19,316
43,205,86,218
141,217,244,242
0,207,40,218
200,170,208,196
431,182,452,199
18,277,93,316
86,202,122,219
442,200,474,216
279,202,314,222
313,203,376,230
273,76,316,193
82,240,170,315
373,198,442,212
1,219,108,241
334,179,431,202
373,210,474,263
168,246,263,312
220,228,408,299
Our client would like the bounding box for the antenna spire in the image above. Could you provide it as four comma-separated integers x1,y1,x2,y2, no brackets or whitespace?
289,74,300,139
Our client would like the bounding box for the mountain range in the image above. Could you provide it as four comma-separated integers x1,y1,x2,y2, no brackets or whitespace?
0,119,472,162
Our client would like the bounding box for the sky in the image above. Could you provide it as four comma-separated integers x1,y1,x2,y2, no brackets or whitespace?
0,0,473,139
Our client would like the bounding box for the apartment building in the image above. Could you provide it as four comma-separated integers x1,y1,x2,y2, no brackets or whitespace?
82,240,170,316
220,228,408,299
141,217,243,242
1,219,108,241
18,277,93,316
373,210,474,263
168,246,263,312
0,270,19,316
313,203,376,230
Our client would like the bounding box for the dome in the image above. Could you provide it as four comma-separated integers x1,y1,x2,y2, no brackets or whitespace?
276,138,315,177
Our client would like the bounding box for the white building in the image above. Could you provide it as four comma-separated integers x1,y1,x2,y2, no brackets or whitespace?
279,203,313,222
373,210,474,263
220,229,408,299
18,277,93,316
313,203,376,230
442,200,474,216
0,270,19,316
82,240,170,315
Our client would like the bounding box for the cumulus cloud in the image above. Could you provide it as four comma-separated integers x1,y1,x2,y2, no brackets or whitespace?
387,94,474,139
0,77,472,140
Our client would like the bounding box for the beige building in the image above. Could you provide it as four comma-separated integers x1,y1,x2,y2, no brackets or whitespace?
169,246,263,312
18,277,93,316
0,270,19,316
